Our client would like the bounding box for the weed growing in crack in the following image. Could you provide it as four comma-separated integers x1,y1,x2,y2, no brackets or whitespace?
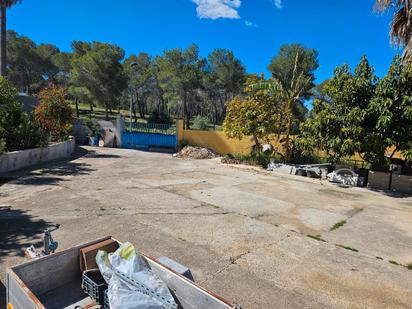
307,234,326,242
376,256,383,260
335,244,358,252
389,260,400,266
405,263,412,270
330,220,347,231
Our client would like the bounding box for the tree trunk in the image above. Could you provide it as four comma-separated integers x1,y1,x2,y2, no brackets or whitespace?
132,101,137,123
75,97,79,118
105,104,109,120
284,102,294,163
0,4,6,77
402,36,412,64
252,135,260,159
183,92,189,129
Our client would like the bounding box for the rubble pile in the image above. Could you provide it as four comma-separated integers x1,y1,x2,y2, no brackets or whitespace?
175,146,218,159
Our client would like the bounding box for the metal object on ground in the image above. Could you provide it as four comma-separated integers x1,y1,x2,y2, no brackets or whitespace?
43,224,60,255
158,256,194,281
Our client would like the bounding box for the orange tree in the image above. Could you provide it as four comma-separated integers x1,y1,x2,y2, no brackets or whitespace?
223,75,282,156
35,85,74,141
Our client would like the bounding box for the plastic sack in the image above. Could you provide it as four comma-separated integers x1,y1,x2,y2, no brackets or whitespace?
96,242,177,309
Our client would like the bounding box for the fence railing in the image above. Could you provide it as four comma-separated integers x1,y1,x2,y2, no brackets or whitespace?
125,122,176,135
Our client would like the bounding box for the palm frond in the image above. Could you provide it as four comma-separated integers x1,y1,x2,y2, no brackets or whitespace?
250,79,284,93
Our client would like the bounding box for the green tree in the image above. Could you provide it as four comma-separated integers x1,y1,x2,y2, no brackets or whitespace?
6,30,43,93
36,43,71,87
224,75,282,154
0,76,42,151
299,56,377,163
157,44,206,128
124,53,155,119
255,43,319,162
0,0,21,76
205,49,245,124
367,55,412,166
299,55,412,170
375,0,412,62
70,41,128,120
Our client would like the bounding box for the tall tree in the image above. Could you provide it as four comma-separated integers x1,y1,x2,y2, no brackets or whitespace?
375,0,412,62
124,53,155,119
299,56,378,163
299,55,412,169
70,42,128,120
205,49,245,124
224,75,282,155
0,0,21,76
255,44,319,162
6,30,43,93
157,44,206,128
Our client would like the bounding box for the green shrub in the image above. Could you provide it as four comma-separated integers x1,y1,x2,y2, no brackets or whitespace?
84,119,99,136
148,110,172,124
192,116,209,130
0,139,6,154
35,86,74,142
0,77,44,152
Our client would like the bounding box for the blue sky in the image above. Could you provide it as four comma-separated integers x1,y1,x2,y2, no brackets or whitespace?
9,0,399,84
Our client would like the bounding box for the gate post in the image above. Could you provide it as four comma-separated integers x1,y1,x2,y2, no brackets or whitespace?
116,114,125,147
176,119,184,146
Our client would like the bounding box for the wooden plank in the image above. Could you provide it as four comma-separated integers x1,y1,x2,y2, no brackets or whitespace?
80,239,118,271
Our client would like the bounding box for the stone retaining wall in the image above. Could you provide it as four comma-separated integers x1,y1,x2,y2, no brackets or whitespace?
0,139,76,174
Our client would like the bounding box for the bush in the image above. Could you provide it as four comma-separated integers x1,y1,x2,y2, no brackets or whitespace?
148,110,172,124
0,77,44,152
0,139,5,154
35,85,74,141
84,118,99,137
192,116,209,130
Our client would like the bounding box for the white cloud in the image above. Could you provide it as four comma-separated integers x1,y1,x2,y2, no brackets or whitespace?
275,0,282,9
245,20,258,28
192,0,241,20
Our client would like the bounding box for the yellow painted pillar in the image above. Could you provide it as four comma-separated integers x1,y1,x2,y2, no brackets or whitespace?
176,119,184,143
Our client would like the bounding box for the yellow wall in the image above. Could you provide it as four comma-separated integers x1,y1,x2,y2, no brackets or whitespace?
177,120,283,155
176,120,406,160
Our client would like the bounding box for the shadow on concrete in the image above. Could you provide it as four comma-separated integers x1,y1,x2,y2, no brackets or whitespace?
368,188,412,199
0,206,52,262
0,206,53,306
2,146,122,187
335,183,412,199
0,280,5,309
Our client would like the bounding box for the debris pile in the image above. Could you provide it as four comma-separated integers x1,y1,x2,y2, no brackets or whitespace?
175,146,218,159
327,168,359,186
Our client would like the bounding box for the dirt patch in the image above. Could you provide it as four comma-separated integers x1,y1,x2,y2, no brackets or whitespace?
175,146,218,159
221,157,259,166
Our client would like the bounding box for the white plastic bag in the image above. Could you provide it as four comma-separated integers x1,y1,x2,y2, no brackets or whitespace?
96,242,177,309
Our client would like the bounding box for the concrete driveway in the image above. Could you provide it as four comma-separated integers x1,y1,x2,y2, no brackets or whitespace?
1,146,412,308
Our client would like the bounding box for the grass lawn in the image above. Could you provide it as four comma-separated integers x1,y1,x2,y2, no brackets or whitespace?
70,102,146,123
70,102,224,131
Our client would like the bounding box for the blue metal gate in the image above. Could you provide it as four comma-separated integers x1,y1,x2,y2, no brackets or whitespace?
122,122,177,150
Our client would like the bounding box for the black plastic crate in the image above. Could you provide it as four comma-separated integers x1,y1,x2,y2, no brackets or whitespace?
82,269,108,305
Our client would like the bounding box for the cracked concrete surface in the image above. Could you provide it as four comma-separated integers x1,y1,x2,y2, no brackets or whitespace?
1,146,412,308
